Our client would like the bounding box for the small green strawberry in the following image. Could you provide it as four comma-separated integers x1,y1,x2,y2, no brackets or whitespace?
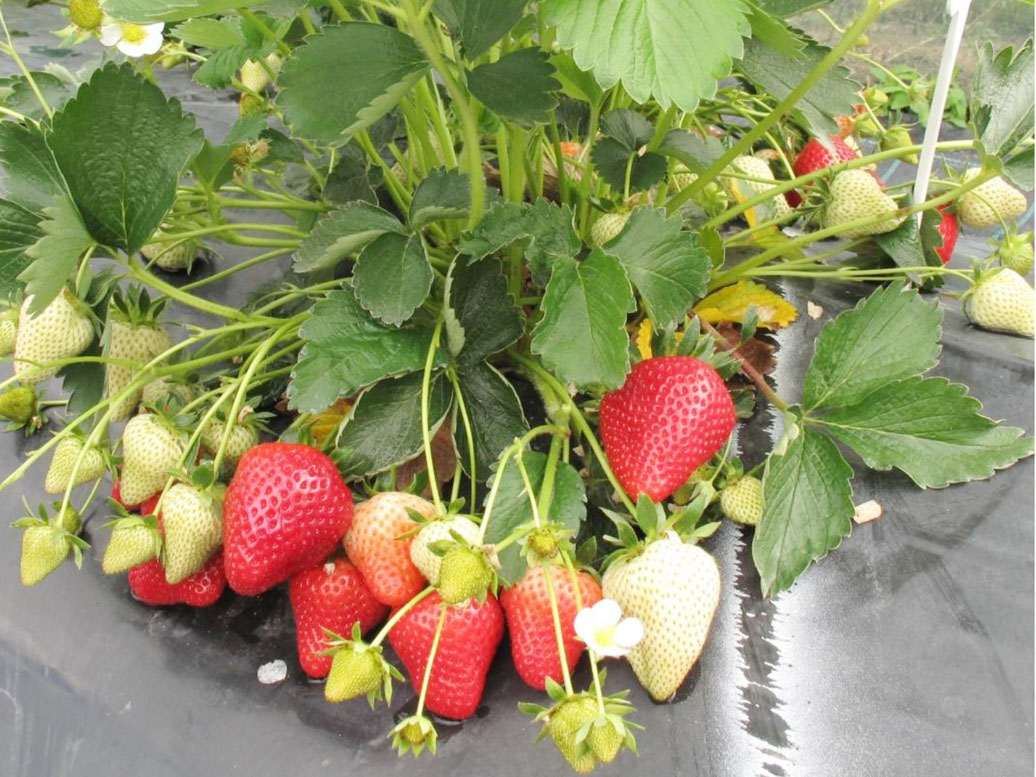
161,482,223,584
101,514,162,575
590,211,630,247
822,169,902,238
957,170,1028,229
105,289,172,421
140,377,197,409
410,514,481,585
670,166,729,216
120,413,185,506
548,696,598,774
0,385,38,425
44,435,107,494
879,125,917,164
14,506,86,587
720,475,763,526
964,268,1034,338
991,228,1034,276
140,230,199,272
390,714,438,757
239,93,265,117
68,0,102,30
586,718,626,764
437,545,493,605
322,628,402,707
200,416,260,467
14,288,94,385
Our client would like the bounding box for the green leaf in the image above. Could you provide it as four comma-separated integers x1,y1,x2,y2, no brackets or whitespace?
550,52,603,105
454,361,528,478
458,199,580,286
591,109,667,191
0,199,43,302
409,167,470,229
172,18,246,49
543,0,750,111
288,288,445,412
323,144,380,204
656,130,726,174
484,452,586,584
193,45,256,89
101,0,274,22
745,1,806,59
752,423,854,597
468,48,559,127
334,372,453,479
813,377,1034,489
872,212,944,285
293,203,405,273
737,31,859,139
0,123,66,211
445,254,524,366
433,0,528,59
972,40,1034,157
803,285,941,412
353,233,433,326
48,63,203,254
276,23,427,144
757,0,832,14
223,114,266,145
19,196,94,314
599,207,710,327
531,251,635,390
0,73,74,121
1002,148,1034,191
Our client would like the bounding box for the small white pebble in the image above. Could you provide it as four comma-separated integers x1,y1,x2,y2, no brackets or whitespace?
807,301,824,320
853,500,883,524
257,659,288,684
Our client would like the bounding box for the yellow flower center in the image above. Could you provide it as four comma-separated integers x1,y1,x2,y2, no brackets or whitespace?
593,624,616,647
120,23,147,44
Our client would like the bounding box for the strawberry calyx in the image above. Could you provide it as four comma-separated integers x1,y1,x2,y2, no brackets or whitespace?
390,714,438,757
322,622,404,708
601,490,721,572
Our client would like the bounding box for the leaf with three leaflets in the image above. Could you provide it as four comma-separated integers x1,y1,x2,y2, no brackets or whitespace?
468,48,560,126
293,202,405,273
453,361,528,478
353,232,433,326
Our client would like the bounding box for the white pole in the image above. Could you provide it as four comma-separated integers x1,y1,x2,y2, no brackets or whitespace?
912,0,972,222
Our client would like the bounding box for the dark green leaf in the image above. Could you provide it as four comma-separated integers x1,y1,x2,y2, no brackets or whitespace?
531,251,635,390
334,372,453,479
1002,147,1034,191
756,0,832,17
409,167,470,228
600,109,654,149
172,18,245,49
872,213,943,285
101,0,274,22
445,254,524,366
543,0,750,111
293,202,405,273
737,32,859,139
0,123,66,211
433,0,527,59
657,130,726,174
223,114,266,145
468,48,559,126
19,196,94,314
550,52,603,105
0,199,43,302
803,285,941,412
454,361,528,477
599,206,710,326
745,1,805,59
591,138,667,192
752,424,854,597
48,63,203,253
323,144,380,204
353,232,433,326
972,40,1034,157
813,377,1034,489
276,23,427,144
288,288,445,412
484,452,586,584
0,72,74,121
193,45,255,88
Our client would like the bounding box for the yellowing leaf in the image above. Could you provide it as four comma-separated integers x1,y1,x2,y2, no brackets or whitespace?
636,319,654,360
694,280,798,329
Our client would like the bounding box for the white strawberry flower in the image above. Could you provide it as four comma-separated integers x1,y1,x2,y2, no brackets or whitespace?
573,598,644,658
99,21,164,58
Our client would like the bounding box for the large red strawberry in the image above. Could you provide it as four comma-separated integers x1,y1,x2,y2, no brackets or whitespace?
387,591,504,720
934,205,958,265
223,443,353,596
500,564,602,691
288,558,388,679
787,135,859,207
128,552,226,607
599,356,736,502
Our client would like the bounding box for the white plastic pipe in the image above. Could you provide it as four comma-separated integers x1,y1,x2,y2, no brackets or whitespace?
912,0,972,222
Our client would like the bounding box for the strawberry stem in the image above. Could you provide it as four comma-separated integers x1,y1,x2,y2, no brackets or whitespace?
421,319,445,515
515,449,543,529
540,559,575,696
446,366,478,508
415,604,448,718
370,586,436,649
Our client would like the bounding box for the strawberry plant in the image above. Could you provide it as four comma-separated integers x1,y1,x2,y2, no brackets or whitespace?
0,0,1033,772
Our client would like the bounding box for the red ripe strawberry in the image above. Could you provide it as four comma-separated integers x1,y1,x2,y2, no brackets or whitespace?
129,552,226,607
787,135,859,206
600,356,736,502
288,558,388,679
223,443,354,596
934,206,958,265
500,564,602,691
388,591,504,720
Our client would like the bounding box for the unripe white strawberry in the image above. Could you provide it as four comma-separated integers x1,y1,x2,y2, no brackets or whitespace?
141,377,197,408
140,232,198,272
602,532,720,701
822,169,902,238
14,289,94,385
992,229,1034,276
120,413,184,506
0,312,16,356
239,53,282,93
964,268,1034,338
44,436,106,494
722,156,792,225
957,169,1028,229
161,483,222,584
200,418,259,466
102,517,160,574
720,475,763,526
591,211,630,247
410,514,481,585
106,319,172,421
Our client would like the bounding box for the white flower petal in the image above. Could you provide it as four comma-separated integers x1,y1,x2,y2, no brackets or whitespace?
573,607,595,644
139,30,164,55
98,23,121,46
117,39,147,57
613,617,645,649
592,642,630,659
591,598,622,627
143,22,165,35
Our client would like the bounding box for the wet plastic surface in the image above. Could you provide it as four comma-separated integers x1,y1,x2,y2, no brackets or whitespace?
0,7,1034,776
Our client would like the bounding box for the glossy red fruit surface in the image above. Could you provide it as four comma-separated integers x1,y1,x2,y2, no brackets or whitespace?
129,552,226,607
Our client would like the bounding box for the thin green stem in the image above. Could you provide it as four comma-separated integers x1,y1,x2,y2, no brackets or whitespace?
541,559,574,695
421,319,445,514
415,605,448,717
370,586,435,647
